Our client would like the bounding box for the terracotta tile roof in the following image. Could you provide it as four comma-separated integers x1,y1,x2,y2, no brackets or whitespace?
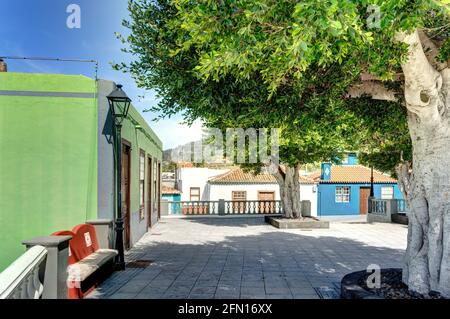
313,165,397,184
208,168,314,184
298,176,315,184
309,171,321,180
162,185,181,194
177,162,194,168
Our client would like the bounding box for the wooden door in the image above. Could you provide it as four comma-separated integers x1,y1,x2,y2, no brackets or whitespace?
359,187,371,215
258,191,275,213
121,141,131,249
147,156,153,229
158,162,161,219
232,191,247,213
152,160,158,220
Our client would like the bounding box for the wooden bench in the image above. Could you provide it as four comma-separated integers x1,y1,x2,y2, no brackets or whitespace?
53,224,117,299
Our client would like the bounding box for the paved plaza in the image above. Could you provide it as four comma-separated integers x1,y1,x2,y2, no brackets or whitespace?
87,216,407,299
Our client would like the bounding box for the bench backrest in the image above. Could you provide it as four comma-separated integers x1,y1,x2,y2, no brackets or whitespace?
52,230,77,265
70,224,100,261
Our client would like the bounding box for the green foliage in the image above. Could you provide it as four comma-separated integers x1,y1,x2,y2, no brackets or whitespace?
116,0,447,175
162,161,177,172
423,2,450,62
346,98,412,175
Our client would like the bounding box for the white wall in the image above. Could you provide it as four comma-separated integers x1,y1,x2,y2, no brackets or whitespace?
299,184,318,217
209,183,318,216
209,184,280,201
178,167,230,201
177,167,318,216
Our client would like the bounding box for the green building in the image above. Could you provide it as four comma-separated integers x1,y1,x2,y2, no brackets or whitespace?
0,71,163,271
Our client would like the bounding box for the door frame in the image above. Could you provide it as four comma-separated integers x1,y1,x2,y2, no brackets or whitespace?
257,191,275,213
157,161,161,220
121,138,132,249
139,149,146,221
232,190,247,213
147,155,153,229
257,191,275,200
359,186,371,215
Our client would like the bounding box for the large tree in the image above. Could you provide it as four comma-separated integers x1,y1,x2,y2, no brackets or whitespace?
116,0,401,218
117,0,450,297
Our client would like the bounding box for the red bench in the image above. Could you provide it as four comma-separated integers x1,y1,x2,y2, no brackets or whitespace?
53,224,117,299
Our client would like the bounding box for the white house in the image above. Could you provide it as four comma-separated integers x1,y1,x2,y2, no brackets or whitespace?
177,167,230,201
176,167,318,216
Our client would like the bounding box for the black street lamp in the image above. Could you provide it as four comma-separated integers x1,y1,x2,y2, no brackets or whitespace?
370,166,375,197
368,166,375,214
107,84,131,271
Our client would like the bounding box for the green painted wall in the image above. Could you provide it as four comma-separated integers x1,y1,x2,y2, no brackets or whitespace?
0,73,98,271
96,79,163,246
121,104,163,244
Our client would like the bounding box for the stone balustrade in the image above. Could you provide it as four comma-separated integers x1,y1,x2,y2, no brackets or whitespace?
0,219,114,299
0,246,47,299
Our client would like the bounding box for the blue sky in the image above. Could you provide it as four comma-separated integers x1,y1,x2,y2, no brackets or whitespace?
0,0,202,149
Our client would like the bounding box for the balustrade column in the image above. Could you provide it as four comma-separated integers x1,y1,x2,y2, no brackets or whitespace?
22,236,71,299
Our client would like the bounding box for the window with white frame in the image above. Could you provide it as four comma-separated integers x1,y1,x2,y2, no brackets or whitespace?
381,186,394,199
335,186,350,203
139,150,145,220
190,187,200,201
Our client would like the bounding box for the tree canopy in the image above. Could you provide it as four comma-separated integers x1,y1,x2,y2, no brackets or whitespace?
115,0,448,173
115,0,450,297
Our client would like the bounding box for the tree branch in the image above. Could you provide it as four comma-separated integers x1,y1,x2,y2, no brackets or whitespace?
396,29,442,110
418,29,448,72
271,164,286,185
395,161,412,199
347,80,398,101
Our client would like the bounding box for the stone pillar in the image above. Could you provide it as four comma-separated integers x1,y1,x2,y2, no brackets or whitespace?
218,199,225,216
386,199,398,221
86,219,114,249
368,196,374,214
160,199,169,216
22,236,71,299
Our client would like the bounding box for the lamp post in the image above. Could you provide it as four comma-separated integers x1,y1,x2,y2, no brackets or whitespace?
368,166,375,214
370,166,374,197
107,84,131,271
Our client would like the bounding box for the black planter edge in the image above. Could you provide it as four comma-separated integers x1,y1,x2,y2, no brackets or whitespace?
340,268,403,299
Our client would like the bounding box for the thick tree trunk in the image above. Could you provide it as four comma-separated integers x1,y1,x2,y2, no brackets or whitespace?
273,165,302,218
396,30,450,297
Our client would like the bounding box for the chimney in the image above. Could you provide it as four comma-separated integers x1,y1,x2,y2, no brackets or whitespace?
0,59,7,72
321,163,332,181
347,153,357,165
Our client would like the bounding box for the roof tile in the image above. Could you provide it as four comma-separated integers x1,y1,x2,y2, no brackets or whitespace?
208,168,314,184
162,185,181,194
313,165,397,184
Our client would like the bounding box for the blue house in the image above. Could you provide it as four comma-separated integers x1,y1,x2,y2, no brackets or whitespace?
315,153,403,216
162,186,182,214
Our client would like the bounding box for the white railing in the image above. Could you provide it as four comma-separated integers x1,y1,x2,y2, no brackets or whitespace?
0,245,47,299
369,199,408,215
164,200,284,216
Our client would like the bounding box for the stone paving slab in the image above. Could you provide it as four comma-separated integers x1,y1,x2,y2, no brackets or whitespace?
87,217,407,300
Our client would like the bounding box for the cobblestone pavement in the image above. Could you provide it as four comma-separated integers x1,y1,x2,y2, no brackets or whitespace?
87,216,407,299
